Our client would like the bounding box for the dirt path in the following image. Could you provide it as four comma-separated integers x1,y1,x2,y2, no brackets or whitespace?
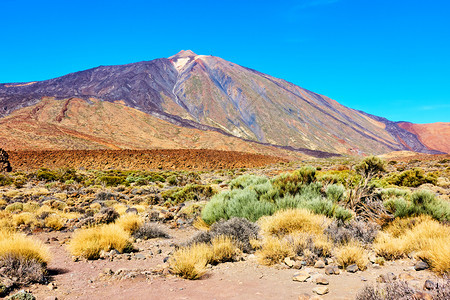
25,230,439,300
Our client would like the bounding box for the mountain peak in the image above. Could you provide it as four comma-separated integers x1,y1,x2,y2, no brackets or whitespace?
169,50,198,59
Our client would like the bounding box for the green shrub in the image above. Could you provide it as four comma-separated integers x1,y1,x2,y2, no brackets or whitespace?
325,184,345,202
36,168,59,182
386,168,438,187
98,175,126,186
0,174,12,186
354,156,385,179
5,202,23,212
385,190,450,221
229,175,268,190
162,184,216,205
203,169,352,224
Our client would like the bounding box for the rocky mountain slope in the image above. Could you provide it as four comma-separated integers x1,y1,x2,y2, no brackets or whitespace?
0,50,447,154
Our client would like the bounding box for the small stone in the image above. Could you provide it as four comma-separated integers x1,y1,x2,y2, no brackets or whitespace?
72,256,79,262
315,276,329,285
372,263,381,269
415,261,429,271
312,286,329,295
325,258,333,265
324,266,334,275
293,260,303,269
135,254,146,260
368,253,377,263
44,297,58,300
398,272,415,281
360,277,367,282
298,293,312,300
377,272,397,283
284,257,295,268
47,282,56,290
346,264,359,273
314,261,325,269
293,272,311,282
103,268,113,275
423,279,437,290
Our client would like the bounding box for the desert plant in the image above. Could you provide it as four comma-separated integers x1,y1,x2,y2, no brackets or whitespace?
259,209,327,236
0,231,50,285
354,156,385,180
325,218,379,245
386,168,438,187
256,236,294,265
0,148,12,173
384,190,450,221
374,216,450,274
68,224,133,259
325,184,345,202
210,235,237,263
132,223,170,239
335,241,368,270
44,214,64,230
162,184,216,205
169,243,210,279
209,217,259,253
115,214,143,233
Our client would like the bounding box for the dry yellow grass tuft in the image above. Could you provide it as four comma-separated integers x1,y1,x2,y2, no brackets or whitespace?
68,224,132,259
0,230,50,265
256,236,294,265
258,208,328,236
374,216,450,274
211,235,237,263
193,216,210,231
169,243,211,279
45,214,65,230
335,241,368,270
290,232,332,257
115,213,143,233
12,212,39,227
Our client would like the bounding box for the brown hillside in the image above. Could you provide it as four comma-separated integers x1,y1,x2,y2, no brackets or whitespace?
0,97,306,160
398,122,450,154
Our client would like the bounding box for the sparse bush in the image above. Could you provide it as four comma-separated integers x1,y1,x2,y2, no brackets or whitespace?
5,202,23,213
68,224,133,259
354,156,385,179
210,217,259,253
132,223,170,240
325,184,345,202
0,231,50,285
44,214,64,230
256,236,294,265
162,184,216,205
98,175,126,186
335,242,368,270
36,168,59,182
325,218,379,245
386,168,438,187
374,216,450,274
384,189,450,221
169,243,210,279
0,174,12,186
115,214,143,233
259,209,326,236
187,218,259,253
94,207,119,224
356,281,416,300
210,235,237,263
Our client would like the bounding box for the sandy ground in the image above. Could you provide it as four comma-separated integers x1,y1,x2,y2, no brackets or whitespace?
24,228,439,300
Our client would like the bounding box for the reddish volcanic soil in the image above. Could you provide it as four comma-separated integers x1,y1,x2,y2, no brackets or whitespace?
398,122,450,154
8,149,288,172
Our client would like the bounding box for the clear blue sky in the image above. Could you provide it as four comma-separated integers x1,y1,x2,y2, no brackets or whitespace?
1,0,449,123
